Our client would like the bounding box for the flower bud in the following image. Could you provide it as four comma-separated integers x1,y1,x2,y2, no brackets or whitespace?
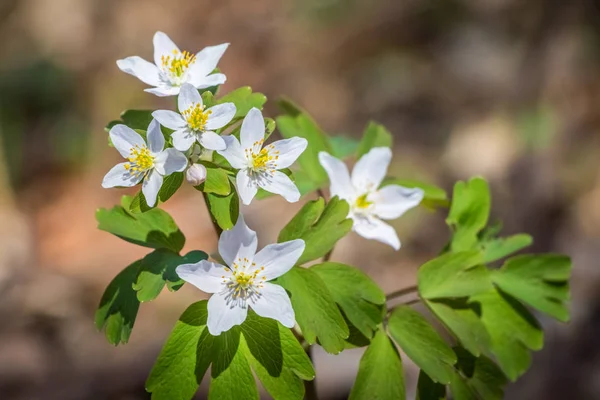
186,163,207,186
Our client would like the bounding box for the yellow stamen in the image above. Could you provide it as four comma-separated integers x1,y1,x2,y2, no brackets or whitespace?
183,104,211,131
125,145,154,174
355,193,373,209
161,49,195,78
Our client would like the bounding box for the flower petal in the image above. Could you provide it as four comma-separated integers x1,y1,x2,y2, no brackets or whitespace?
207,292,248,336
318,152,354,200
171,129,197,151
190,73,227,89
205,103,236,130
352,215,400,250
147,119,164,154
199,131,226,151
145,86,180,97
176,260,229,294
258,171,300,203
271,137,307,169
219,214,258,267
152,110,186,130
188,43,229,80
217,136,247,169
142,170,163,207
371,185,424,220
351,147,392,193
236,169,258,205
178,83,202,113
116,57,161,86
251,239,305,280
102,163,143,188
251,283,295,328
110,124,145,158
154,148,188,175
240,108,265,150
153,31,180,67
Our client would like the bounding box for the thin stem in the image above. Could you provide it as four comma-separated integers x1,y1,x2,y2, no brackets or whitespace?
316,188,326,199
323,247,334,262
304,346,319,400
385,285,418,301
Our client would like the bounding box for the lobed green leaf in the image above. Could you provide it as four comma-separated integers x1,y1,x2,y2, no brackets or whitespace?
356,121,392,158
447,178,491,252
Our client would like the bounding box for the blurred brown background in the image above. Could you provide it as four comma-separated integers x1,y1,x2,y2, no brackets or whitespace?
1,0,600,398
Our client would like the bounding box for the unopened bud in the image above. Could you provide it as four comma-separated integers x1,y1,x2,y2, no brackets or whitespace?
186,163,207,186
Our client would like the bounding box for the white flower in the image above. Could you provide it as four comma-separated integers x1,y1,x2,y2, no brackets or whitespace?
186,163,207,186
152,83,236,152
217,108,308,205
176,216,303,335
318,147,424,250
102,119,188,206
117,31,228,97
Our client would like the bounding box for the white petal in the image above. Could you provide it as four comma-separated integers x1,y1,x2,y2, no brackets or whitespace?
199,131,226,151
240,108,265,150
352,215,400,250
154,148,188,175
236,169,258,205
251,283,295,328
142,170,163,207
110,125,146,158
147,119,164,154
153,31,180,67
251,239,305,280
351,147,392,193
217,136,247,169
152,110,186,130
270,137,307,169
258,171,300,203
219,214,258,267
176,260,229,294
116,57,161,86
178,83,202,113
171,129,197,151
102,163,143,188
371,185,424,220
207,292,248,336
188,43,229,79
191,73,227,89
318,152,354,200
205,103,236,130
145,86,180,97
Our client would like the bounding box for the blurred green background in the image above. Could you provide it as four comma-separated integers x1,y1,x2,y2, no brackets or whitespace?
1,0,599,398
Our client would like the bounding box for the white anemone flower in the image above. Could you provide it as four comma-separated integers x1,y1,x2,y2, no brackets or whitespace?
117,31,228,97
176,216,303,335
102,119,188,206
318,147,424,250
152,83,236,152
217,108,308,205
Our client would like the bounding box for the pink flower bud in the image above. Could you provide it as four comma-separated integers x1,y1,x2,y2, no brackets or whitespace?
186,163,207,186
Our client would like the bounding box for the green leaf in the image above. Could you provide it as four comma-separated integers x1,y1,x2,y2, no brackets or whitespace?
492,254,571,321
133,249,208,302
447,178,491,251
128,172,185,213
218,87,267,118
240,311,315,400
426,299,491,357
388,306,457,384
387,178,449,209
95,261,141,345
276,97,304,117
196,163,232,195
96,196,185,252
312,262,385,338
276,110,331,184
329,135,360,159
481,234,533,263
470,289,543,380
450,347,507,400
356,121,392,158
278,196,353,265
275,266,349,354
418,251,491,299
349,329,405,400
204,182,240,231
120,109,154,130
417,370,446,400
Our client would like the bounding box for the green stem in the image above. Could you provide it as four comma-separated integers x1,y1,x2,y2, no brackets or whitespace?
202,192,223,238
385,285,418,301
304,345,319,400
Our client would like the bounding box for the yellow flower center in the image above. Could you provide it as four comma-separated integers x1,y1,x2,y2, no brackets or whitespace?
355,193,373,209
223,258,267,300
124,145,154,174
182,104,212,131
245,140,280,172
161,49,195,78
